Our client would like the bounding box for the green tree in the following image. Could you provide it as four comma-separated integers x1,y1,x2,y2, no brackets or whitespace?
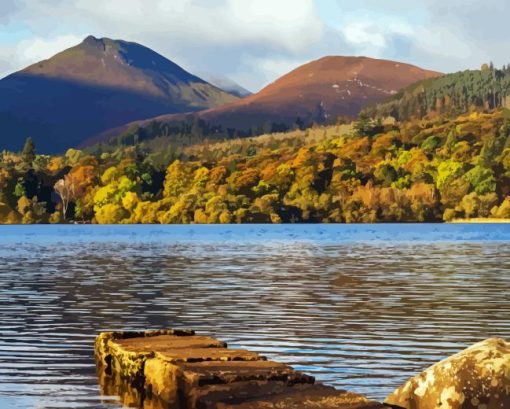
14,179,26,198
464,166,496,195
374,164,398,187
21,137,36,167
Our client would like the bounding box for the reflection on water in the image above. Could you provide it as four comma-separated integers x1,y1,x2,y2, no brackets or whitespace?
0,224,510,408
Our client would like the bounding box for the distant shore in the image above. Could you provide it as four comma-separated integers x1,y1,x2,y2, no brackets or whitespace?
450,218,510,224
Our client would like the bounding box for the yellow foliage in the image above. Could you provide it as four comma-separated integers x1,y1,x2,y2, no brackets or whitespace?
194,208,208,224
122,191,139,211
131,201,161,223
93,185,117,207
49,211,62,224
17,196,31,214
492,197,510,218
164,160,193,197
65,148,83,166
193,167,210,187
219,210,232,224
0,168,9,189
101,167,119,185
94,203,127,224
47,157,64,173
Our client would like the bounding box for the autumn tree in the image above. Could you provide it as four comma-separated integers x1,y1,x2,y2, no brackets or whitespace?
54,174,79,221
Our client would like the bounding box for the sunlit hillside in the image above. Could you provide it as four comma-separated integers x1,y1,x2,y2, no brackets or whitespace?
1,109,509,224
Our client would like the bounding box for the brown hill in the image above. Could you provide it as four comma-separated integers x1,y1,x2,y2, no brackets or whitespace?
0,36,238,153
203,56,442,124
87,56,441,147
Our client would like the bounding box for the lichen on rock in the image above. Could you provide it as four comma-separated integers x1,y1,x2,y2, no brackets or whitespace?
385,338,510,409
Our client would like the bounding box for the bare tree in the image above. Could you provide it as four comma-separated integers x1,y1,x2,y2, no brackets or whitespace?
54,174,78,220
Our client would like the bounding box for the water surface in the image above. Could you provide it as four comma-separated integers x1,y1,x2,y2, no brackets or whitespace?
1,224,510,408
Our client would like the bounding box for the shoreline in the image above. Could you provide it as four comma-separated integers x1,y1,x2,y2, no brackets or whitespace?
449,218,510,224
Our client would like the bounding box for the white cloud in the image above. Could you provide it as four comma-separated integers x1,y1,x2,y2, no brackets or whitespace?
414,26,474,60
1,0,509,89
340,14,416,57
342,22,386,52
19,34,84,64
0,34,84,79
67,0,323,52
0,0,325,90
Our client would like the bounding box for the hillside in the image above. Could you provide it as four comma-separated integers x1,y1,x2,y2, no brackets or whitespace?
363,64,510,121
0,36,238,153
85,56,441,149
2,108,509,224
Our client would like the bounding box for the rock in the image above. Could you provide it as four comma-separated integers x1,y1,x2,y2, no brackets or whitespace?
95,329,386,409
94,329,198,388
143,350,271,407
218,384,387,409
144,359,314,408
385,338,510,409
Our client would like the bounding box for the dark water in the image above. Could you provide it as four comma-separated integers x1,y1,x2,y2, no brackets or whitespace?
1,224,510,408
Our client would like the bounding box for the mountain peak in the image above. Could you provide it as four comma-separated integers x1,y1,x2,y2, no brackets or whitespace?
19,36,206,92
0,37,239,153
80,35,122,54
83,34,100,43
83,34,116,46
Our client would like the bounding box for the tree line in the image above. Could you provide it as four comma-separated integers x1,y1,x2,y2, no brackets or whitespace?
363,63,510,122
1,107,510,224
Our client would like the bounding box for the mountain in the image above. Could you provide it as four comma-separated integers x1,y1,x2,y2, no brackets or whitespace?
88,56,441,148
362,64,510,121
0,36,239,153
201,74,252,98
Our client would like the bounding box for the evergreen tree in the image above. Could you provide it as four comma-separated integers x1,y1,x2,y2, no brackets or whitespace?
364,64,510,121
21,137,36,167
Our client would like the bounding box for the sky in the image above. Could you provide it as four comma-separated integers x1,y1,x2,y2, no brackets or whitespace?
0,0,509,92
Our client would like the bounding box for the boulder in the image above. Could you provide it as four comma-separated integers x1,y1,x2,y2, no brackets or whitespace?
385,338,510,409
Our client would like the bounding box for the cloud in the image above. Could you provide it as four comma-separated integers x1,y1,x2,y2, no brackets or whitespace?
19,34,84,63
0,34,84,79
0,0,22,24
342,22,387,53
338,12,474,69
330,0,508,72
0,0,326,90
0,0,509,89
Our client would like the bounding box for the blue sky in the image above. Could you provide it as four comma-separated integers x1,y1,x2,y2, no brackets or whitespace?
1,0,508,91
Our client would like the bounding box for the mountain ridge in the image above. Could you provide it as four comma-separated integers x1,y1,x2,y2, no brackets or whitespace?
0,36,239,153
85,55,442,148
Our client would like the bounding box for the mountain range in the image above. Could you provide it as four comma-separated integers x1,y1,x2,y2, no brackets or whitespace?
84,56,441,149
1,36,441,153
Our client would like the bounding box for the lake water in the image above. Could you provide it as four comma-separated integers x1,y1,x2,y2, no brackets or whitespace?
1,224,510,408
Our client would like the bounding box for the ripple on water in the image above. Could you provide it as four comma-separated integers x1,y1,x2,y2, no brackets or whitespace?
0,224,510,408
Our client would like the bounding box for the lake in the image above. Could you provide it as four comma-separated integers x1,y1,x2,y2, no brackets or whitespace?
1,224,510,408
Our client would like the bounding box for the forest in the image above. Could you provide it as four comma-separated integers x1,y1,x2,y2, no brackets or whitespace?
93,64,510,153
1,106,510,224
363,64,510,122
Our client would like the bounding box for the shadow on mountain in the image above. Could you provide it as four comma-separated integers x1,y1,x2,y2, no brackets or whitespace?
0,73,202,153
